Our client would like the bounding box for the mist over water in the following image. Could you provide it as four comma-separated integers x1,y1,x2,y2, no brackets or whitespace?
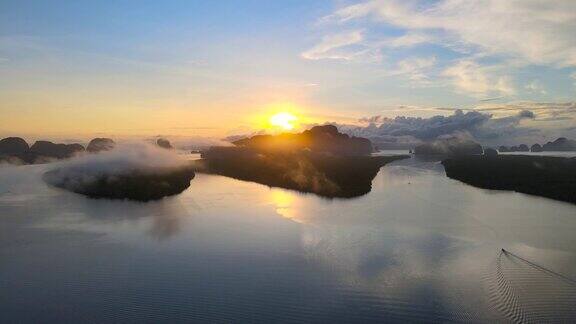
1,156,576,322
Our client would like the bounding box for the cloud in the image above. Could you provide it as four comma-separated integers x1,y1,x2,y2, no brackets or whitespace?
309,1,576,96
300,30,431,63
300,30,377,61
320,1,381,23
42,143,188,191
443,60,515,97
389,56,436,84
478,96,506,102
147,136,231,150
337,102,576,146
51,143,187,177
385,33,434,48
476,101,575,122
323,0,576,67
525,80,547,95
346,109,491,140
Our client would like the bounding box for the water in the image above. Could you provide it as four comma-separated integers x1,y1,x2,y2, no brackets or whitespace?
499,151,576,158
1,157,575,323
372,149,410,156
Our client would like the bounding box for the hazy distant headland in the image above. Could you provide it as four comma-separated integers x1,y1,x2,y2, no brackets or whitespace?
194,125,408,198
442,155,576,204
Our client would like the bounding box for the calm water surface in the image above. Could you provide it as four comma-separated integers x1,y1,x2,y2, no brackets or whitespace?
1,157,575,323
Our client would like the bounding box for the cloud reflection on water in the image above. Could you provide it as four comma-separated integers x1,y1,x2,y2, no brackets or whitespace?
1,157,576,322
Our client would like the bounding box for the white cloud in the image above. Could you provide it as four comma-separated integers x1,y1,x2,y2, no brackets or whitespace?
324,0,576,67
301,30,431,63
385,33,434,48
443,60,515,97
389,56,436,84
320,1,381,23
306,1,576,98
301,30,377,61
339,101,576,146
476,101,576,123
525,80,547,95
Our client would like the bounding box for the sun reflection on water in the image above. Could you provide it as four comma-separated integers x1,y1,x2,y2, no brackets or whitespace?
270,189,306,223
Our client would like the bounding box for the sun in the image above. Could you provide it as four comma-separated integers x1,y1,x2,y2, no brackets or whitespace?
270,112,297,130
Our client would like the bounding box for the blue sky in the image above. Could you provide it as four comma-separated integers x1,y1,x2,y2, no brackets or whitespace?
0,0,575,138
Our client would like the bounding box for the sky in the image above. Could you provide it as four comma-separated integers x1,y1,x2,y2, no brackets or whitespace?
1,0,575,143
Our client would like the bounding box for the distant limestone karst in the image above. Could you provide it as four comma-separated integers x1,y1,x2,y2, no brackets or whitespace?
29,141,85,159
1,136,121,165
233,124,373,156
542,137,576,151
156,138,173,149
517,144,529,152
0,137,85,164
0,137,29,155
498,137,576,153
414,138,483,156
530,143,543,152
87,138,116,153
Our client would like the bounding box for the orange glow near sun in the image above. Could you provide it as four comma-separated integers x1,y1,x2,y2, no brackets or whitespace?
269,112,298,130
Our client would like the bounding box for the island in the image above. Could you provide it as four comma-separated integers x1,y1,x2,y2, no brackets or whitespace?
498,137,576,153
193,125,408,198
44,166,195,201
442,155,576,204
0,137,29,155
542,137,576,151
87,138,116,153
0,137,85,164
28,141,85,159
156,138,173,149
414,138,483,156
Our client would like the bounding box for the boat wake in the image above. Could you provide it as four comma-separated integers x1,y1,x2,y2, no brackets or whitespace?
485,249,576,323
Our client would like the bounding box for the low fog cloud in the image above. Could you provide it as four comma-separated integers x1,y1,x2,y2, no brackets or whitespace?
146,136,231,150
58,143,186,174
43,143,188,192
